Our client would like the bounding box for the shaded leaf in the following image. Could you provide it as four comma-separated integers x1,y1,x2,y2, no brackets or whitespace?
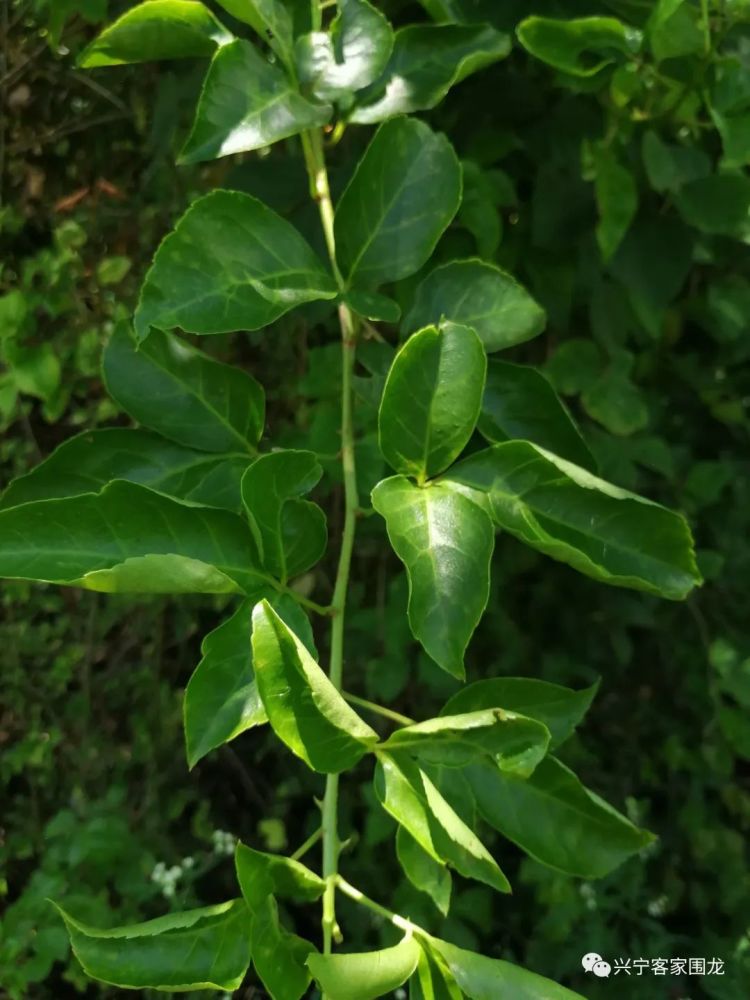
135,190,337,340
397,827,452,917
0,480,268,595
375,752,510,893
445,442,701,599
381,710,550,776
235,841,324,912
0,428,250,512
675,174,750,240
429,937,586,1000
296,0,393,102
371,476,494,677
334,117,462,289
467,756,654,878
344,289,401,324
378,323,486,481
242,450,327,581
404,259,545,352
251,896,314,1000
478,360,595,472
517,16,641,77
103,325,263,454
55,900,251,991
350,24,510,123
78,0,232,68
251,600,378,772
593,146,638,260
307,935,420,1000
180,40,330,163
410,943,462,1000
442,678,599,749
215,0,294,63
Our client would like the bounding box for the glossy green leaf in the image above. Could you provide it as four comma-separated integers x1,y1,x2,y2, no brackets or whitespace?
404,260,545,352
641,130,710,193
675,174,750,240
307,935,421,1000
103,325,263,455
296,0,393,102
334,117,462,289
78,0,232,68
184,597,314,767
429,938,586,1000
593,146,638,260
134,190,337,340
378,323,486,481
371,476,494,677
442,678,599,750
55,900,251,991
180,40,330,163
410,944,462,1000
467,756,654,878
0,428,249,513
0,480,268,595
251,600,378,772
350,24,510,123
184,602,267,768
344,289,401,324
241,450,327,581
375,752,510,893
215,0,294,63
517,16,642,77
445,442,701,599
478,361,596,472
235,841,324,912
251,895,314,1000
396,827,452,916
382,710,549,777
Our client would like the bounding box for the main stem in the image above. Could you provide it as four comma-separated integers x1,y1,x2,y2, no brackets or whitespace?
302,126,359,955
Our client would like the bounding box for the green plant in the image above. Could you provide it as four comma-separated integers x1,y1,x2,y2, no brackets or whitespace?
0,1,709,997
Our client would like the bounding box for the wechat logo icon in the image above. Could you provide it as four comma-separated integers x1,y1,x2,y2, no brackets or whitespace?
582,953,612,978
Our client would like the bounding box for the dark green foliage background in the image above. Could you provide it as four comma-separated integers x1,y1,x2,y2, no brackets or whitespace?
1,0,748,997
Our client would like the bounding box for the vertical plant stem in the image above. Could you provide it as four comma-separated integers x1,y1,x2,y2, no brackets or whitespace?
301,124,360,956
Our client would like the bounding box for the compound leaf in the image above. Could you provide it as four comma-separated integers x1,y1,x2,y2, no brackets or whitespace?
103,325,264,455
467,756,654,879
429,938,586,1000
0,481,269,595
135,191,337,340
478,360,595,472
307,935,420,1000
78,0,232,68
180,40,331,163
350,24,510,123
251,600,378,772
404,259,545,352
54,900,251,991
445,442,701,599
0,428,250,513
378,323,486,481
396,827,452,917
334,118,461,288
442,678,598,750
296,0,393,102
241,450,327,581
235,841,324,913
251,896,314,1000
375,752,510,893
381,710,550,777
517,16,641,77
371,476,494,678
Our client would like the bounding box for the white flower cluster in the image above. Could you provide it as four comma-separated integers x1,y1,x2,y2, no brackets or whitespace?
211,829,236,857
150,856,195,899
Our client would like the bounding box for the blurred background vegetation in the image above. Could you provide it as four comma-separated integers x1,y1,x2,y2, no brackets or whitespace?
1,0,749,997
